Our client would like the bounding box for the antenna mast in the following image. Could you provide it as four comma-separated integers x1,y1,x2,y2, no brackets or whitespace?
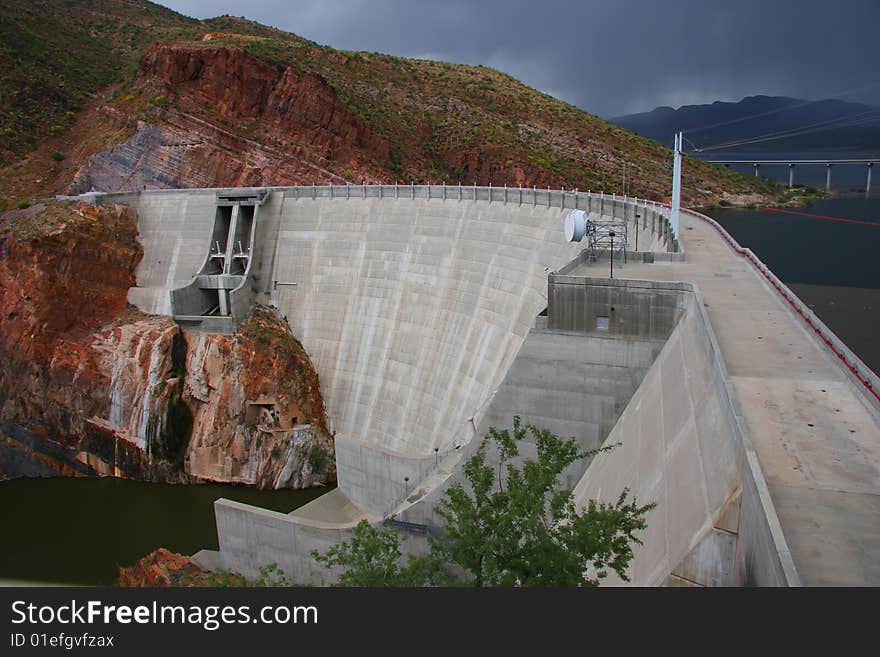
670,131,682,240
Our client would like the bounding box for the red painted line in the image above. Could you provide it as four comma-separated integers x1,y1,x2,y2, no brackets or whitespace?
760,206,880,227
687,208,880,404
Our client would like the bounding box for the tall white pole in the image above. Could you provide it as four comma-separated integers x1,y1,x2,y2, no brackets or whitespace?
670,131,682,240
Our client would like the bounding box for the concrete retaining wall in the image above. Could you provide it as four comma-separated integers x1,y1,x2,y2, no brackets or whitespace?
548,276,687,339
686,207,880,414
333,435,440,516
571,284,795,586
206,497,355,584
476,330,664,471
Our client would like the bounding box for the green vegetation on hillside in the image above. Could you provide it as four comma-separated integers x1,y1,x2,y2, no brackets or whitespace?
1,0,778,203
0,1,285,164
0,0,189,161
232,34,775,197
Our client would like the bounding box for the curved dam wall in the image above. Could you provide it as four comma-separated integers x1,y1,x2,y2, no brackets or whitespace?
90,185,797,585
104,185,675,517
274,196,577,454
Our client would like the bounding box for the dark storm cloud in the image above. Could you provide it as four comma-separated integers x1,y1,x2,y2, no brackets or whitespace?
159,0,880,117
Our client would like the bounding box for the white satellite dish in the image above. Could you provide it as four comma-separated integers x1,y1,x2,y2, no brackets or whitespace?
564,210,588,242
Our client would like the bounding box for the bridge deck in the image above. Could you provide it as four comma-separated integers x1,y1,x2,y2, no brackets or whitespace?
572,210,880,585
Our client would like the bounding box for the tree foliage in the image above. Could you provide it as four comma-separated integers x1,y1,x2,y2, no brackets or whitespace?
312,519,449,587
315,417,655,587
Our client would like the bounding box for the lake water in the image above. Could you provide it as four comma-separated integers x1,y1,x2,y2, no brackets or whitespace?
0,477,331,585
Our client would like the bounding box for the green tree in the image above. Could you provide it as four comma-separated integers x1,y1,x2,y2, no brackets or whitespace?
434,417,654,586
315,417,654,587
312,519,449,587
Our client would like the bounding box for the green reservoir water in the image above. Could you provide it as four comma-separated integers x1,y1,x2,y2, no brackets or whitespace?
0,477,332,585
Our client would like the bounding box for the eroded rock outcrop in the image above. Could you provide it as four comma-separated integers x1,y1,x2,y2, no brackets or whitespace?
183,307,334,489
71,42,393,193
0,201,334,488
118,549,209,587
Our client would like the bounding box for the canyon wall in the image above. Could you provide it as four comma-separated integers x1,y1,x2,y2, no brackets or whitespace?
70,43,394,195
0,201,333,488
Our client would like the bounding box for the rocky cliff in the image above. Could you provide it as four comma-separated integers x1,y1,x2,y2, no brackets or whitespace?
184,307,333,489
118,549,216,587
0,201,333,488
62,39,773,206
69,42,394,194
118,548,291,587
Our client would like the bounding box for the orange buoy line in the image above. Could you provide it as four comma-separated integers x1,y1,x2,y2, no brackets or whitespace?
759,206,880,227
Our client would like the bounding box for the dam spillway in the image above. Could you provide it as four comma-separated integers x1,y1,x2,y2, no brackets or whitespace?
94,185,880,586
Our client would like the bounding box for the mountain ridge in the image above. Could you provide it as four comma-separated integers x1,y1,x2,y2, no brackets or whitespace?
612,95,880,152
1,0,782,209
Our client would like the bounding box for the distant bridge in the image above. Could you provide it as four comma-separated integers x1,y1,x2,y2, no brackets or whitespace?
706,158,879,192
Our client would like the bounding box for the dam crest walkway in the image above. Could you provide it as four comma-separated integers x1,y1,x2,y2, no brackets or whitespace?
573,209,880,586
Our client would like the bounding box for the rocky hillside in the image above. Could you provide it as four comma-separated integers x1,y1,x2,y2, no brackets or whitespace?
118,549,214,587
118,548,290,586
0,201,334,488
0,0,196,163
0,0,779,210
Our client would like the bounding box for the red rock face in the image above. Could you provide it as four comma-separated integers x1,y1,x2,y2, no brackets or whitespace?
0,202,141,357
184,308,335,489
78,42,393,191
0,202,144,445
72,43,562,195
0,202,334,489
443,145,557,190
118,548,206,587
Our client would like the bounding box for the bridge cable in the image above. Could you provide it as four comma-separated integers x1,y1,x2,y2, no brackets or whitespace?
679,78,880,137
693,109,880,152
694,109,880,151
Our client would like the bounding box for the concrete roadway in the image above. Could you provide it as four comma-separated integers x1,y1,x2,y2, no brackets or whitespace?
574,210,880,586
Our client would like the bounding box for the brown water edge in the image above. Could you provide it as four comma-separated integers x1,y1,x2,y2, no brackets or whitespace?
788,283,880,376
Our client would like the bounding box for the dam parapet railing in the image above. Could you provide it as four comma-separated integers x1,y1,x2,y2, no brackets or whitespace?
684,207,880,414
280,183,682,257
79,183,684,258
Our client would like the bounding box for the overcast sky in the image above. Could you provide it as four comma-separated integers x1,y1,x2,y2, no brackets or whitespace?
158,0,880,118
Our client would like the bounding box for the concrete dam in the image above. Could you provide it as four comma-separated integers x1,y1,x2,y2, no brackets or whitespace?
94,184,880,586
